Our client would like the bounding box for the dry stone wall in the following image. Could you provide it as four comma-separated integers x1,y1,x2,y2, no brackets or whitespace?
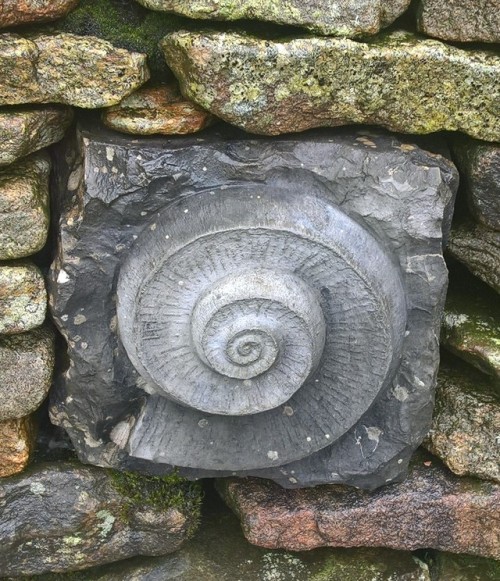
0,0,498,578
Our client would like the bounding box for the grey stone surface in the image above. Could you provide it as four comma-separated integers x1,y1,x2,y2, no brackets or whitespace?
49,124,457,489
162,30,500,142
217,455,500,558
0,106,72,167
424,358,500,483
451,138,500,231
417,0,500,43
0,152,51,260
447,221,500,294
136,0,411,37
0,261,47,334
0,462,202,576
0,32,149,108
0,326,54,421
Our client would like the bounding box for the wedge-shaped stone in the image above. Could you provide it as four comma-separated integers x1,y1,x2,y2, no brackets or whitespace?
425,359,500,483
447,221,500,294
0,33,149,108
0,0,78,28
0,462,202,576
0,261,47,334
417,0,500,43
162,31,500,142
0,106,72,167
0,327,54,421
217,457,500,558
0,152,50,259
0,416,34,478
137,0,411,37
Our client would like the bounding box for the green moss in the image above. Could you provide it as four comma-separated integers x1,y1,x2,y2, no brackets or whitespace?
54,0,188,79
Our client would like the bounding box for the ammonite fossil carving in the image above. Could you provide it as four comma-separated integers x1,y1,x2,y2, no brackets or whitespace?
49,123,457,489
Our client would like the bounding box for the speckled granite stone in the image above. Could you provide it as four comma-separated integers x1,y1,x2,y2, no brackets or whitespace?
0,416,34,478
0,0,78,28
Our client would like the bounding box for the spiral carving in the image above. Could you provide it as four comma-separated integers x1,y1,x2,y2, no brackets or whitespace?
117,184,407,471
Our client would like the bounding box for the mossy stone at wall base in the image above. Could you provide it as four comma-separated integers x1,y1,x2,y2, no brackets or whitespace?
429,551,500,580
0,0,79,29
102,84,216,135
161,30,500,142
135,0,411,38
0,261,47,334
425,359,500,483
0,462,202,576
416,0,500,43
0,415,35,478
0,106,73,167
0,151,51,259
0,32,149,108
0,326,54,421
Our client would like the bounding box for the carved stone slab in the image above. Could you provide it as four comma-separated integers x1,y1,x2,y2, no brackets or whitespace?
49,124,457,489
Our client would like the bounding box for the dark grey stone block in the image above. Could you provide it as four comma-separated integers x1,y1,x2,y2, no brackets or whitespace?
49,123,457,489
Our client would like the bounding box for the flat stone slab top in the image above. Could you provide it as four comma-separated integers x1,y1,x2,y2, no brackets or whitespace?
417,0,500,44
49,124,456,489
0,261,47,334
0,33,149,108
425,358,500,483
162,30,500,142
0,327,54,421
0,416,34,478
0,462,202,576
0,0,78,28
216,456,500,559
102,84,215,136
0,151,51,259
136,0,411,37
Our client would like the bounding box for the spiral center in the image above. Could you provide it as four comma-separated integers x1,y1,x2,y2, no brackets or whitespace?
226,329,278,375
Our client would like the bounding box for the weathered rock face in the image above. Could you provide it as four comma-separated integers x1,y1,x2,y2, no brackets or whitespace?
0,33,149,108
0,262,47,334
0,152,50,260
0,106,73,167
451,139,500,231
49,124,456,489
0,327,54,421
447,222,500,294
0,462,202,576
441,274,500,383
217,457,500,559
429,552,500,581
425,359,500,483
417,0,500,44
161,31,500,142
102,84,215,135
136,0,411,37
0,0,78,28
0,416,34,478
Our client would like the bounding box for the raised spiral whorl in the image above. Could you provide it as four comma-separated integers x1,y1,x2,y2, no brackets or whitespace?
117,184,407,470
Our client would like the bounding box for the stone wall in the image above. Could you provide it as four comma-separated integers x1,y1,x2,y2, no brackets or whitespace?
0,0,498,578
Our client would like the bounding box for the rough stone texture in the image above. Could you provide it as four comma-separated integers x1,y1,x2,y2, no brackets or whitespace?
0,327,54,421
0,416,34,478
0,261,47,334
417,0,500,44
49,124,456,489
161,31,500,142
216,457,500,559
451,138,500,231
136,0,411,37
441,274,500,382
429,552,500,580
0,106,72,167
447,221,500,294
0,0,78,28
0,152,51,260
24,495,431,580
102,84,215,135
0,33,149,108
425,358,500,483
0,462,202,576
